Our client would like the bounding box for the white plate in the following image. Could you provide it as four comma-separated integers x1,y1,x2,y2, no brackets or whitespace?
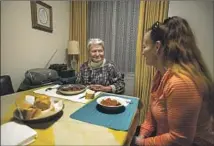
13,99,64,122
96,96,127,110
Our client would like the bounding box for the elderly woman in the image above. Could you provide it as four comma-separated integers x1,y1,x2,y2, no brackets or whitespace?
132,16,214,146
76,38,125,94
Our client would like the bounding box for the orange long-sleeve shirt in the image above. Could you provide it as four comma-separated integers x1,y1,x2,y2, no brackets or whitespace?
139,69,214,146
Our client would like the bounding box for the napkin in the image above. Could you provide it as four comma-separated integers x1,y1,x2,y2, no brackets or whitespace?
1,121,37,145
121,98,132,106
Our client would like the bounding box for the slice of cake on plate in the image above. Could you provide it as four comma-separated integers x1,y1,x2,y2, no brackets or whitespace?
85,89,95,99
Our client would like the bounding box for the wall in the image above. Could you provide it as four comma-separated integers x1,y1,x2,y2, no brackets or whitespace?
168,1,214,79
1,1,70,90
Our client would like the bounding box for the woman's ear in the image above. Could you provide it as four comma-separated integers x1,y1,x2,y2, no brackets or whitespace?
155,41,162,54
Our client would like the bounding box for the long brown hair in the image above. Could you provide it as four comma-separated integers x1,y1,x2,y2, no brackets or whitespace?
150,16,214,116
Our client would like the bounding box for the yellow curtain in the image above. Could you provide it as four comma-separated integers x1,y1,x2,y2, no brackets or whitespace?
70,1,88,71
134,1,169,123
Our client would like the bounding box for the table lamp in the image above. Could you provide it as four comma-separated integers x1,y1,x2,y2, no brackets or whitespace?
67,40,80,71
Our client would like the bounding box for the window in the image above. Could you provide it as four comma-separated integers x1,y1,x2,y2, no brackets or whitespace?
87,0,140,73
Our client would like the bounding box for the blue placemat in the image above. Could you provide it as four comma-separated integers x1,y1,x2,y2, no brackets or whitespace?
70,93,139,131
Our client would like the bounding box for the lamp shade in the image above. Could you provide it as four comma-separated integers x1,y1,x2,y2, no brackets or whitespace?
68,40,80,55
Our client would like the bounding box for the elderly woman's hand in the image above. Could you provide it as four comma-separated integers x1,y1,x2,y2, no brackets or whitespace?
89,84,112,92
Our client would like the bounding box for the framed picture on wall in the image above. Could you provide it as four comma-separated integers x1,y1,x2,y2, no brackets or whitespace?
30,1,53,33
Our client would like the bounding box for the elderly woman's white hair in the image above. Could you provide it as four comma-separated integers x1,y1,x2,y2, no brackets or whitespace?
87,38,104,50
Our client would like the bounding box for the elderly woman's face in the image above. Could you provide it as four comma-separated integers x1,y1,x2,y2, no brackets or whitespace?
89,44,104,63
142,31,157,66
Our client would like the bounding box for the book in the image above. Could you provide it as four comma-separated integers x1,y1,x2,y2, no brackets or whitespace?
1,121,37,145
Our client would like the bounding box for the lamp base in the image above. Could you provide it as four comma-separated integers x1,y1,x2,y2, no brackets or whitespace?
71,59,77,71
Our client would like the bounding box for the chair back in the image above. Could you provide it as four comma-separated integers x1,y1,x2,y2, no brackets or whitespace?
0,75,14,96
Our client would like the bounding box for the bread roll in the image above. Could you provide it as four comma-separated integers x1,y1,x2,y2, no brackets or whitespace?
23,108,42,120
19,102,32,110
19,102,42,120
34,95,51,111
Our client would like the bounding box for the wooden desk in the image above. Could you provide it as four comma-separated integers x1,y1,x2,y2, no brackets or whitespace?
1,89,139,145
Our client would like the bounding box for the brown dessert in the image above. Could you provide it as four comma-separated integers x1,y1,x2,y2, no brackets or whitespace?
61,85,85,91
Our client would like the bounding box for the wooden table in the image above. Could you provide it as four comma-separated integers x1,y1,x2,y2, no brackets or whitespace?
1,88,139,145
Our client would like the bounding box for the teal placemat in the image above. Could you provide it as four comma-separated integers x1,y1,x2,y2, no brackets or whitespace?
70,93,139,131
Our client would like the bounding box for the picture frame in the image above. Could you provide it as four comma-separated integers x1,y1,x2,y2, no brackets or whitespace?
30,1,53,33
